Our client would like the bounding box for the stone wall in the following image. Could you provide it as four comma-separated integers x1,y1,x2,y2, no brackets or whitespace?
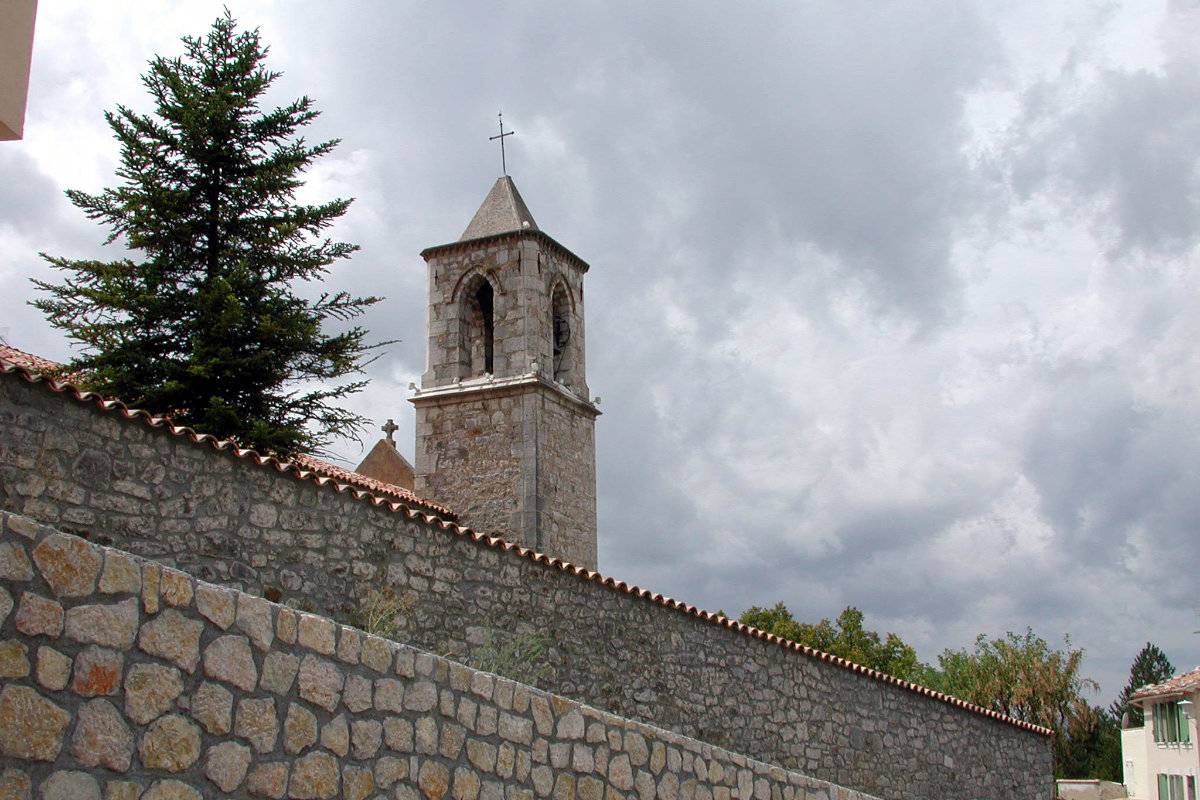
0,511,877,800
0,371,1054,799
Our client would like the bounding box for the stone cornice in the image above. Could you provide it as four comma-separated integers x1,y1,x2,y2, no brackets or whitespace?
409,372,600,417
420,229,591,274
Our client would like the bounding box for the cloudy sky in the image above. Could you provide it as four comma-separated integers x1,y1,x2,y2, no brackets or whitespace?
3,1,1199,704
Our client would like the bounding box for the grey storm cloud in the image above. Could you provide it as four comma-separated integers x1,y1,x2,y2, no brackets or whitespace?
4,0,1200,702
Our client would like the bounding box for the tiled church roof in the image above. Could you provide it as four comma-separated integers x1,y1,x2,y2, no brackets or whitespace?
0,346,1051,737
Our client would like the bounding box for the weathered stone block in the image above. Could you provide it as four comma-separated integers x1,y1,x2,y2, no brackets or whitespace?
0,542,33,582
36,645,71,691
72,645,123,696
139,714,202,772
236,593,274,651
384,716,414,752
32,533,102,596
276,607,297,644
103,780,143,800
260,650,300,695
98,550,141,595
190,680,233,735
298,654,343,711
297,612,335,654
138,608,202,672
408,679,438,711
195,583,235,628
141,780,202,800
72,698,134,772
320,713,349,757
40,771,101,800
420,760,451,800
205,741,252,793
343,765,374,800
336,625,361,664
376,755,408,788
203,634,258,691
283,702,318,754
158,568,193,607
343,672,372,712
0,640,29,679
361,634,392,672
0,685,70,761
0,769,30,800
246,762,289,799
65,597,139,649
235,696,279,753
125,662,184,724
289,751,339,800
14,591,63,637
351,717,383,759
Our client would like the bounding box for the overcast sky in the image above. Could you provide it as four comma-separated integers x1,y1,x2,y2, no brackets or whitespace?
3,1,1199,705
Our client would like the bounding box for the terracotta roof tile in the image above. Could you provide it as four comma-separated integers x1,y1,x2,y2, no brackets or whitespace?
0,352,1051,738
0,346,454,518
0,344,64,374
1131,667,1200,703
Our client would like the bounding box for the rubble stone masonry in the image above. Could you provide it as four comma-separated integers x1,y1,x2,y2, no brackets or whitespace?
0,511,879,800
0,372,1053,798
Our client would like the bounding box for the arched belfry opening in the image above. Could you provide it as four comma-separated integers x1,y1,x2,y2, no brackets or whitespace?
552,282,572,383
462,277,495,376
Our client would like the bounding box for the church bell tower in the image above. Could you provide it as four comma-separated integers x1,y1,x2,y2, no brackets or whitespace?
410,177,599,568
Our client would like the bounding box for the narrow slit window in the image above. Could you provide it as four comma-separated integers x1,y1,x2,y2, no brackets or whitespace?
475,281,494,375
552,284,571,381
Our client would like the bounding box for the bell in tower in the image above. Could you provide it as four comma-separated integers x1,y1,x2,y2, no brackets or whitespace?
410,176,600,568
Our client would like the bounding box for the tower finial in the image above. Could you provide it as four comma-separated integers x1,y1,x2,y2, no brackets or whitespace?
489,111,515,176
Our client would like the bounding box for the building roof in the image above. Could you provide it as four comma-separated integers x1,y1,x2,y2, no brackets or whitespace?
0,344,453,518
1131,667,1200,704
0,344,1051,737
0,343,63,374
460,176,539,241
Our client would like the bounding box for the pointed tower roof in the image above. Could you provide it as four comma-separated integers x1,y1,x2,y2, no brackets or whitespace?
460,176,539,241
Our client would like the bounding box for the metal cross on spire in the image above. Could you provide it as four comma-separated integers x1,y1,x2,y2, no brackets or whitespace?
381,418,399,444
489,111,515,175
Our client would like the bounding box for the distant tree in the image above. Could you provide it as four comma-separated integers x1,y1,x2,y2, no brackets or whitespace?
1110,642,1174,727
739,603,925,682
1060,704,1122,782
922,629,1099,776
33,12,384,454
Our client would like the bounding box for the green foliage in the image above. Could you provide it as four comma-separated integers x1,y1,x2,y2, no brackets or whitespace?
1057,705,1122,782
1110,642,1174,727
921,628,1100,777
33,12,386,455
738,603,925,682
465,629,553,687
351,585,412,640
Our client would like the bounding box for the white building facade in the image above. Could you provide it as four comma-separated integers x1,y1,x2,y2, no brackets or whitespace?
1122,668,1200,800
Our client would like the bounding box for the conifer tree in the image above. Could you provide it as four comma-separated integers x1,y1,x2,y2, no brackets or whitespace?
1110,643,1174,726
33,12,383,454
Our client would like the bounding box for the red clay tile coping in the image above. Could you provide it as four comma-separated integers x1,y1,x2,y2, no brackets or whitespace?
0,348,452,518
0,355,1052,738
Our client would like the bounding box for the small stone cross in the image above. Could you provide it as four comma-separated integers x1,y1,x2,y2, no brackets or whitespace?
381,419,399,444
489,111,515,175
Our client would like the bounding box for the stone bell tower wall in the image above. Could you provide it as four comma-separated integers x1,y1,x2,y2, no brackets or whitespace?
414,228,596,565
